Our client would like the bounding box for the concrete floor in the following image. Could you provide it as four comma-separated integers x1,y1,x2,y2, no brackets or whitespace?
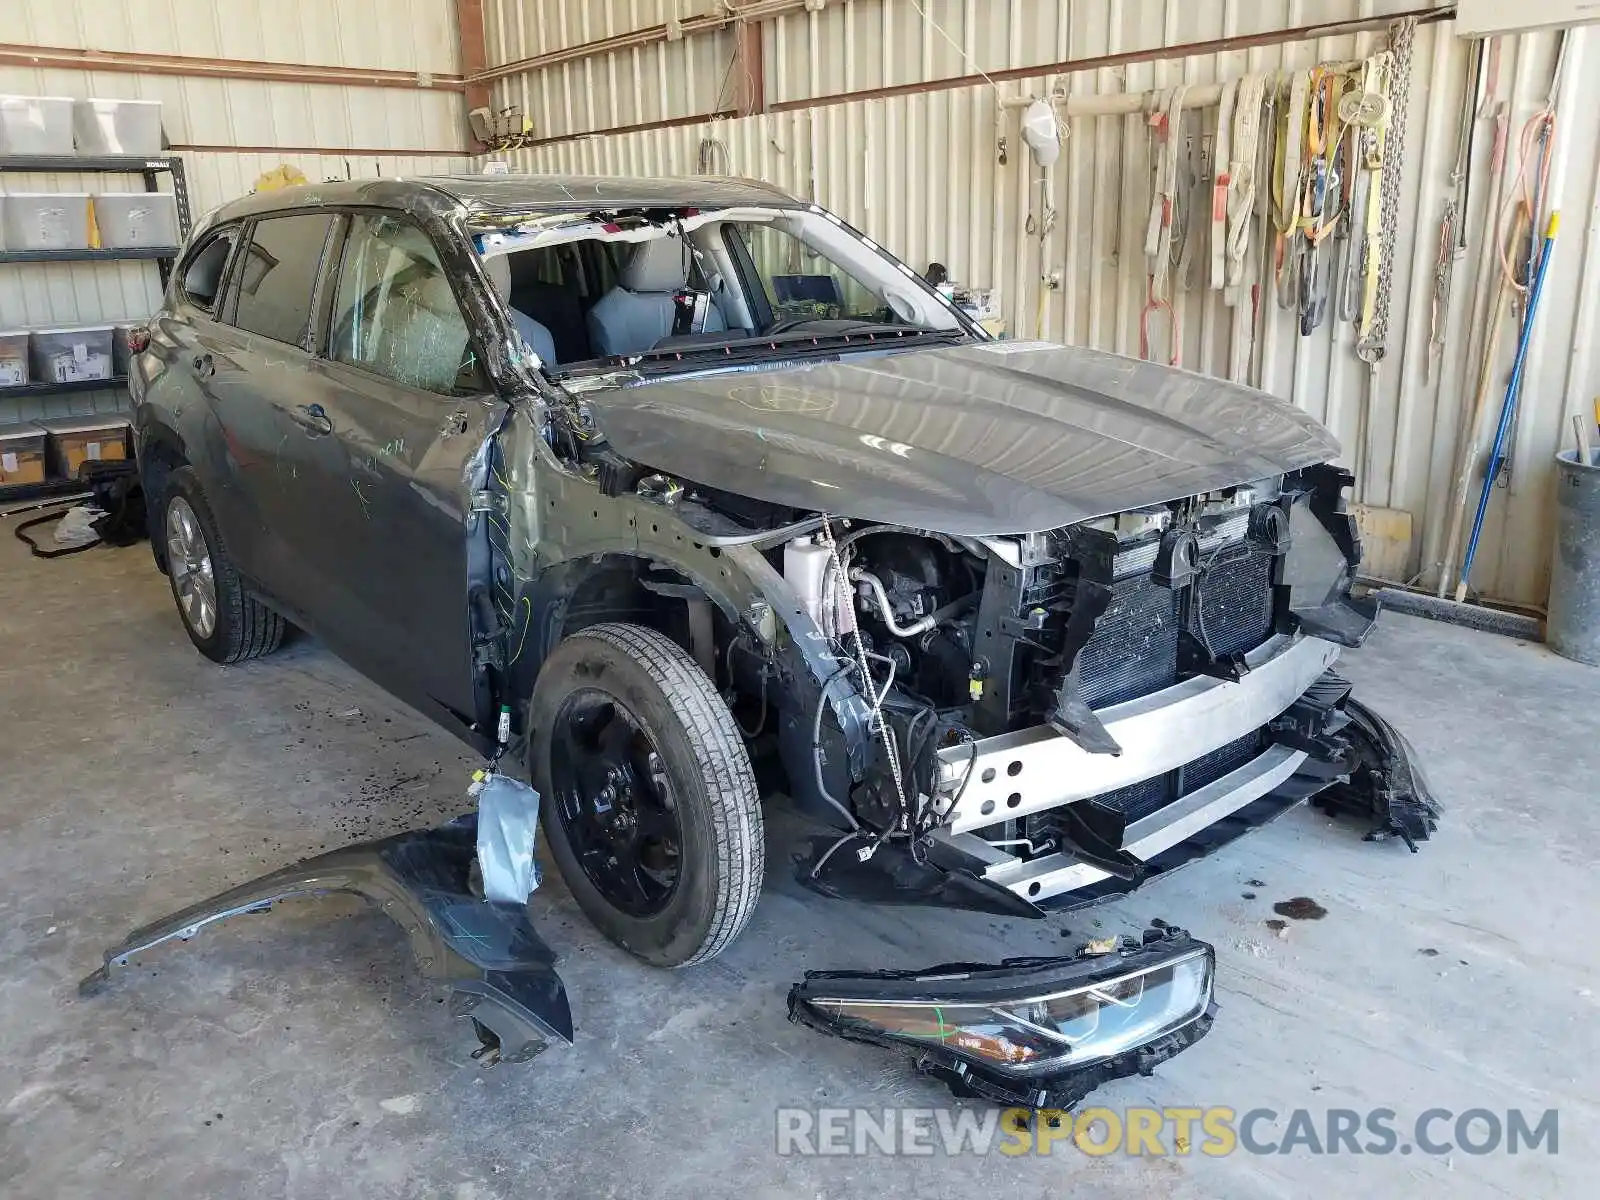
1,527,1596,1199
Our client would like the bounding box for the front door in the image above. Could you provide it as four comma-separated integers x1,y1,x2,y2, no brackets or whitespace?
288,211,505,726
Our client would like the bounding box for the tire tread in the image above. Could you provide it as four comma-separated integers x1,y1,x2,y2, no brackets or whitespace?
565,623,763,967
165,468,285,663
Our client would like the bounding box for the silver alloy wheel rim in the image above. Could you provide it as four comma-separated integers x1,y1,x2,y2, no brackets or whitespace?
166,496,218,639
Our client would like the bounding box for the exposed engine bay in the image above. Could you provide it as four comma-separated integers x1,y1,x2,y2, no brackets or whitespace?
762,466,1407,900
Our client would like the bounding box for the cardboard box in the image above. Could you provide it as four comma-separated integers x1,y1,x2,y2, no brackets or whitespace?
0,424,48,487
0,330,28,388
37,415,130,478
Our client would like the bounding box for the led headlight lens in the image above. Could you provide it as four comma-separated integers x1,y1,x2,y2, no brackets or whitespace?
804,946,1213,1076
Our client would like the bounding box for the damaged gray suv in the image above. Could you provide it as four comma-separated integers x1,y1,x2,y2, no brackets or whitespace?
126,174,1437,1099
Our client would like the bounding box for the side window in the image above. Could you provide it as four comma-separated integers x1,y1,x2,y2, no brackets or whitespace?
178,230,237,313
231,214,336,347
729,223,888,323
328,214,484,395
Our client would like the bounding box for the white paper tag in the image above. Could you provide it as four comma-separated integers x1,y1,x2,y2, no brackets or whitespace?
86,441,102,461
73,342,88,364
0,360,22,386
2,452,18,473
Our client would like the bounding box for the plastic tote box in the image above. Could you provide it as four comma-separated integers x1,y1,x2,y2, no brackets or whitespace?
1,193,91,250
73,98,164,156
93,192,179,248
0,424,48,488
112,322,143,377
0,330,29,387
0,95,75,155
38,415,131,478
30,326,114,385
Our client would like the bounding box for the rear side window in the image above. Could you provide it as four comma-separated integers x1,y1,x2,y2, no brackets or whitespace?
231,214,336,347
328,214,483,394
179,230,237,313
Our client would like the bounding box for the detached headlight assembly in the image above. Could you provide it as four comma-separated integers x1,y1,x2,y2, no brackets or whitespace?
789,927,1216,1110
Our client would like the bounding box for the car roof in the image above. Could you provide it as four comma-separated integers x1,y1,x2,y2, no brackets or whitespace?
202,173,803,226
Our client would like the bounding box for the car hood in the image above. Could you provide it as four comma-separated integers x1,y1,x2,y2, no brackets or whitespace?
584,340,1341,535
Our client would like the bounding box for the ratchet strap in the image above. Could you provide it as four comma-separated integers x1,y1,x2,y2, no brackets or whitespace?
1225,73,1267,298
1296,68,1348,334
1210,78,1236,292
1271,70,1311,309
1142,85,1187,365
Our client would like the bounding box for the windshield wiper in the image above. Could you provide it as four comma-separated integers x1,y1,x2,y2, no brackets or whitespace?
634,325,967,371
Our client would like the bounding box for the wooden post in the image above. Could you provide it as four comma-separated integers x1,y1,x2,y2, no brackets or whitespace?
733,14,766,117
454,0,493,146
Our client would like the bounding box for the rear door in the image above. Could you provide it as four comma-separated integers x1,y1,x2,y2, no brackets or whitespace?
286,210,505,724
145,224,275,573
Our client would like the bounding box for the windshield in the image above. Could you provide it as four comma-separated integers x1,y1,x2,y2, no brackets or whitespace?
472,204,968,378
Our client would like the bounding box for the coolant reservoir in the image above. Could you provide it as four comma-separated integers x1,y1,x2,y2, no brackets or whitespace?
785,536,832,626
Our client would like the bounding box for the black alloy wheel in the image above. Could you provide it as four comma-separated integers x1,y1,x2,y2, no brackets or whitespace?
549,690,684,917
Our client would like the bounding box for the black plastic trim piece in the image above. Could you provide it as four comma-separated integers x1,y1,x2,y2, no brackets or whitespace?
79,814,573,1061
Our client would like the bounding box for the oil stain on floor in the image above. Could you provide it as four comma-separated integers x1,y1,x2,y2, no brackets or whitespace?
1273,896,1328,920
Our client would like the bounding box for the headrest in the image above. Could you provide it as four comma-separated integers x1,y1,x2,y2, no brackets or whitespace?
620,237,690,293
482,252,512,300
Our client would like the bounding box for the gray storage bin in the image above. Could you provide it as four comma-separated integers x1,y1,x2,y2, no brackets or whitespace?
29,326,114,385
0,330,29,387
0,95,75,156
93,192,179,248
112,323,139,377
1,193,91,250
73,98,164,156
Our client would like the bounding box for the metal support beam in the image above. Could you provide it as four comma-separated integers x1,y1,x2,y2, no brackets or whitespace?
0,42,462,92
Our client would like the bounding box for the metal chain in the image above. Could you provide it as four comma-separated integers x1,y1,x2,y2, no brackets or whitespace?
1359,16,1417,361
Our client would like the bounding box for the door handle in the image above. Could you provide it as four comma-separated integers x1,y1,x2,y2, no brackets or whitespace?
191,353,214,379
290,403,334,436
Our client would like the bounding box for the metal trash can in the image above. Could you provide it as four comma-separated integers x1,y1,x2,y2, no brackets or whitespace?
1548,449,1600,666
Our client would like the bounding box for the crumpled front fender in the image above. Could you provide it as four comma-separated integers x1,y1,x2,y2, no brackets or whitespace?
79,815,572,1063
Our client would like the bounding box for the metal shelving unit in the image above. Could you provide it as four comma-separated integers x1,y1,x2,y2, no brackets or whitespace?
3,375,129,398
0,246,180,264
0,153,188,493
0,152,191,286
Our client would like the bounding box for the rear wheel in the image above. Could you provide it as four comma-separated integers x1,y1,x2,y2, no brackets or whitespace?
162,468,285,663
529,623,763,967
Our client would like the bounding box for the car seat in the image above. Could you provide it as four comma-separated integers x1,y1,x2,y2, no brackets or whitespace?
482,253,558,367
586,237,725,357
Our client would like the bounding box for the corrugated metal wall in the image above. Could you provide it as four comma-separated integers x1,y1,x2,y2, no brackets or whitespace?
1,0,472,424
481,0,1600,609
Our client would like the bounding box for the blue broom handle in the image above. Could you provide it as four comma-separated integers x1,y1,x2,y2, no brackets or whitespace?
1460,211,1561,590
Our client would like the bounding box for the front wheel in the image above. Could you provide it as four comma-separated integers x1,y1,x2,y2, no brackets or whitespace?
529,623,763,967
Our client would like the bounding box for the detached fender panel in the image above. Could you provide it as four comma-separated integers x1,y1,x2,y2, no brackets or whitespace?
80,815,572,1061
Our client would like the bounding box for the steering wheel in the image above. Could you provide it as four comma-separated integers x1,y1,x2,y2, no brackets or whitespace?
762,317,813,336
